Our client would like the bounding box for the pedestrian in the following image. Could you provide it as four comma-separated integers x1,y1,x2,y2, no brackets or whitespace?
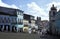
41,29,46,36
38,30,40,34
28,28,31,34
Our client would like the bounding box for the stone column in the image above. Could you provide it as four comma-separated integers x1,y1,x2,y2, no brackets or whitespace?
16,27,18,32
0,26,1,31
10,26,12,32
13,27,15,32
6,26,8,32
1,25,4,32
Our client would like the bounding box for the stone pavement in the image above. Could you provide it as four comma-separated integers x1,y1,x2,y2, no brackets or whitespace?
0,32,40,39
0,32,60,39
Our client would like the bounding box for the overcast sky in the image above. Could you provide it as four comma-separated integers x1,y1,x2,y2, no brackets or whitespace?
0,0,60,20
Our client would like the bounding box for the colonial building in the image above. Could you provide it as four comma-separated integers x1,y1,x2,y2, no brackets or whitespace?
55,10,60,35
23,14,36,32
35,17,41,30
0,6,24,32
40,20,49,30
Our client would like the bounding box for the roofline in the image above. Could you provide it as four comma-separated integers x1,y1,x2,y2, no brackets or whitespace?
0,6,24,12
24,13,34,17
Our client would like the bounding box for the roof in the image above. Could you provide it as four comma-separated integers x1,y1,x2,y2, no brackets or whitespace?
24,14,34,17
0,6,23,16
51,4,57,10
23,14,35,20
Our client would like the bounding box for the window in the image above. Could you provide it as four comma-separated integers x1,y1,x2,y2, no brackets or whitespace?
18,12,21,15
20,12,23,16
8,17,10,23
0,17,2,23
53,12,55,16
17,11,23,16
17,11,21,15
17,11,19,15
30,17,34,19
17,18,23,24
18,19,20,22
10,17,12,23
14,18,17,23
52,20,55,22
12,17,14,23
20,19,23,23
4,17,6,23
29,20,31,23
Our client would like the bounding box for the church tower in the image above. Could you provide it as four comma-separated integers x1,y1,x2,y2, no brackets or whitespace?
49,4,57,34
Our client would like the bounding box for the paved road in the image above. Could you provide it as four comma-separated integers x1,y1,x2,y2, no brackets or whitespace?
40,34,60,39
0,32,60,39
0,32,40,39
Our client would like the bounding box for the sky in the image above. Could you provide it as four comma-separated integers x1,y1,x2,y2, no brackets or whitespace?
0,0,60,20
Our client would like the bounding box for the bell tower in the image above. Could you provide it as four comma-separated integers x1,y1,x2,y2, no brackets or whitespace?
49,4,57,34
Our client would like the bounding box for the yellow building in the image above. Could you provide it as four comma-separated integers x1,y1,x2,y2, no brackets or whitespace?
23,14,36,33
23,20,29,32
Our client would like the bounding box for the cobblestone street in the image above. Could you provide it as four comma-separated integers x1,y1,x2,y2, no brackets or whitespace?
40,34,60,39
0,32,60,39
